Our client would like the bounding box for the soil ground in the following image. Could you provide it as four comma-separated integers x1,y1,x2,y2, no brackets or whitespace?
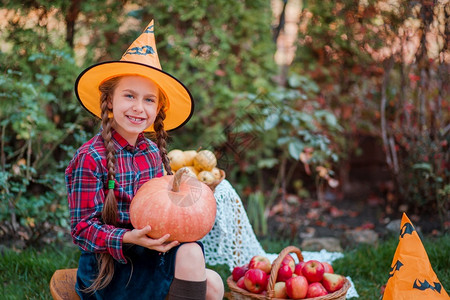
266,189,446,246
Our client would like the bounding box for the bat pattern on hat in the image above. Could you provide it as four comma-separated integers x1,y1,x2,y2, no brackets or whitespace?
413,279,442,293
400,222,415,238
388,260,403,279
124,45,156,56
144,24,154,33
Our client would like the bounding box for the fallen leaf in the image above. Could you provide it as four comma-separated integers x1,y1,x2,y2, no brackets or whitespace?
361,222,375,230
315,220,327,227
329,206,344,217
269,203,284,216
348,210,360,217
307,209,320,220
310,201,320,208
286,194,300,205
367,195,383,206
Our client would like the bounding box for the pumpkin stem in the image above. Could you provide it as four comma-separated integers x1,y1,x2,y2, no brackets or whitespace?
173,167,190,192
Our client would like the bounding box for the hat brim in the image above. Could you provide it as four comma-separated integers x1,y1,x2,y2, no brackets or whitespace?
75,61,194,132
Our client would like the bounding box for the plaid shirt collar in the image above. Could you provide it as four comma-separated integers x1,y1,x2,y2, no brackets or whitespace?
108,129,149,152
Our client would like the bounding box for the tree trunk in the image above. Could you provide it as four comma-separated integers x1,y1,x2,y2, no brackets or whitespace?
65,0,81,48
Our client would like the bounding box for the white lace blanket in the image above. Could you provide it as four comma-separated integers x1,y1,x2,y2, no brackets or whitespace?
201,179,359,299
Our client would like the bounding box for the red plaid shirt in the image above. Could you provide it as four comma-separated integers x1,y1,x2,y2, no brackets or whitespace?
65,129,163,263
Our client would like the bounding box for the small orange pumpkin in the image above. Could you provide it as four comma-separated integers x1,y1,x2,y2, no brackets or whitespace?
130,168,217,242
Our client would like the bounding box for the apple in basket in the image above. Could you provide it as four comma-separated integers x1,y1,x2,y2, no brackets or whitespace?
294,261,305,276
285,275,308,299
280,254,295,272
236,277,246,290
302,260,325,282
248,255,272,274
322,261,334,274
306,282,328,297
322,272,346,293
232,264,249,282
277,263,293,282
244,268,268,294
273,281,288,299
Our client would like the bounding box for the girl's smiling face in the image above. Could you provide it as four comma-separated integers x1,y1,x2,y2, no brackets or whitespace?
109,75,160,145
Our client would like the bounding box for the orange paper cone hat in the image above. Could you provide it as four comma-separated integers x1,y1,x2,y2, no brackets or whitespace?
382,213,449,300
75,20,193,132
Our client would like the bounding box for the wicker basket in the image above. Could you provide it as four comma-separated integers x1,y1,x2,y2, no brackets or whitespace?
227,246,351,300
207,169,226,191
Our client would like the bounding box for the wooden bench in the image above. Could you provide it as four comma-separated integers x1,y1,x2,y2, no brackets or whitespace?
50,269,80,300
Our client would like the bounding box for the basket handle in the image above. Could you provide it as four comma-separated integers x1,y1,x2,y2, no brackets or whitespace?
266,246,304,298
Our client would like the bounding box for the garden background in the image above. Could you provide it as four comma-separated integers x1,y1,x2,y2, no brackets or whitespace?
0,0,448,299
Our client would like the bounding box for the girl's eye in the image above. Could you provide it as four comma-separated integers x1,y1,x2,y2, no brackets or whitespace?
145,98,156,103
125,94,134,99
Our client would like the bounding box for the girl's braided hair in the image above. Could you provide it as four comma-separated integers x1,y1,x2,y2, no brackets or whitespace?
151,98,172,175
86,76,172,292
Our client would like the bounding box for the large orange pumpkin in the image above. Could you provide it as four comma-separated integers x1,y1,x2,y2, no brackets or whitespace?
130,168,217,242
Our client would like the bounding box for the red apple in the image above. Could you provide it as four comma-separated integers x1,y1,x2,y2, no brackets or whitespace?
294,261,305,276
322,273,346,293
236,276,246,290
322,261,334,274
273,281,288,299
306,282,328,297
249,255,272,274
244,268,268,294
380,284,386,295
302,260,325,283
232,264,249,281
285,275,308,299
280,254,295,272
277,263,294,282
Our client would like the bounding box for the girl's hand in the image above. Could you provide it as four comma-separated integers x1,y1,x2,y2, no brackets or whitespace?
123,225,180,252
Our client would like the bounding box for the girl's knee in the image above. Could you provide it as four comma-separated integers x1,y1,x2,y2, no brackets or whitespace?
206,269,224,300
176,243,204,265
174,243,205,279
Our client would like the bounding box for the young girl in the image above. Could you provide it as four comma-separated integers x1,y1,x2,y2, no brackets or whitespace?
66,20,224,300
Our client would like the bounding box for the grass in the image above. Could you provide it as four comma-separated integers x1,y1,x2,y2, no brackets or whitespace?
0,243,79,300
0,234,448,299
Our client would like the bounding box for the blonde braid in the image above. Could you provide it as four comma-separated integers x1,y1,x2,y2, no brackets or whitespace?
153,108,172,175
84,76,122,293
100,97,118,226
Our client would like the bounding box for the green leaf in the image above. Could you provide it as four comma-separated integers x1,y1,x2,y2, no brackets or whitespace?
264,113,280,130
35,74,53,86
412,163,433,172
277,136,291,145
257,158,279,169
288,140,304,160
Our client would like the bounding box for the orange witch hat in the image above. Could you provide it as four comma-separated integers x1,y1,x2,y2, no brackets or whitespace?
382,213,449,300
75,20,194,132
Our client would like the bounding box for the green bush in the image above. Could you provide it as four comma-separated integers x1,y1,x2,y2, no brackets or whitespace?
0,20,89,245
